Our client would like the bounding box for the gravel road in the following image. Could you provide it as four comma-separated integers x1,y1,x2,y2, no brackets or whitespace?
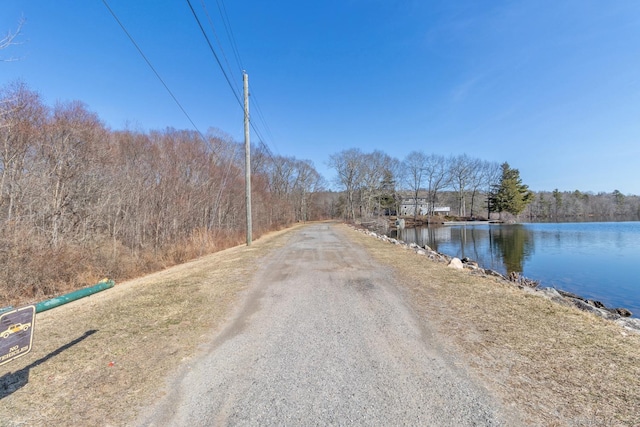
138,223,512,426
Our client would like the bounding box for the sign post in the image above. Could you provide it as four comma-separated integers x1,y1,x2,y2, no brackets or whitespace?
0,305,35,366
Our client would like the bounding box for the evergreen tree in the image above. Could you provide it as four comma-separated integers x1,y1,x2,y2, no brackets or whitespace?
552,188,562,219
376,169,397,215
489,163,533,217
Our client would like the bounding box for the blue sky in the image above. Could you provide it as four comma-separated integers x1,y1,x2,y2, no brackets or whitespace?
1,1,639,194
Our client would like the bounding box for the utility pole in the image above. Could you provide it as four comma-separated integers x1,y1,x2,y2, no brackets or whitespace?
243,71,252,246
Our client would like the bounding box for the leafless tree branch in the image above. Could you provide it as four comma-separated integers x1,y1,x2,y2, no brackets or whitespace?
1,17,25,62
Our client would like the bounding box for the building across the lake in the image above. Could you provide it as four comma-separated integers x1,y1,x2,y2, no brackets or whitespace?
399,198,450,216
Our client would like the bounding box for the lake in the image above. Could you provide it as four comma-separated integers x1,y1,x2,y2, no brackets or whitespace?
394,222,640,316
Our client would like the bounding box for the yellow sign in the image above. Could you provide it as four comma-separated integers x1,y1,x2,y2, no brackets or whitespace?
0,305,35,366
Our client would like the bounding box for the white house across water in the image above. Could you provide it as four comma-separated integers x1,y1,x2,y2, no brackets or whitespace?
400,198,450,216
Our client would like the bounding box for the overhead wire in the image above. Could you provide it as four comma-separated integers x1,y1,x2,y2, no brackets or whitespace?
101,0,211,149
186,1,278,215
218,0,280,157
198,0,242,97
215,0,245,72
108,0,281,163
251,91,280,154
102,0,279,211
192,0,280,160
185,0,244,110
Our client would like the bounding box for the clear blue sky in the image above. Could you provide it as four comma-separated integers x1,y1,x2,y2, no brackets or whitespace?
2,1,639,194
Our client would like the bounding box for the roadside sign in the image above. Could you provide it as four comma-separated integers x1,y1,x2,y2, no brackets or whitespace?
0,305,35,366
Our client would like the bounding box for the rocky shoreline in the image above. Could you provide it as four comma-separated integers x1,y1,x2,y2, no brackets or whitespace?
352,225,640,333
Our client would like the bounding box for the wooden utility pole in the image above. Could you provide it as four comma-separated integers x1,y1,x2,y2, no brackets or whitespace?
243,71,252,246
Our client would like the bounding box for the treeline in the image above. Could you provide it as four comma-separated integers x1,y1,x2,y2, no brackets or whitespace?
0,82,326,305
327,148,640,222
526,189,640,221
328,148,503,220
3,79,638,304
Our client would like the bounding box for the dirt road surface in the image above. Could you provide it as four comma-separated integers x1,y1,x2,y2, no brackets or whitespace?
138,223,515,426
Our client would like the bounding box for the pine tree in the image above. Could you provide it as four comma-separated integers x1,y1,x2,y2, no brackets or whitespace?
376,169,397,215
489,163,533,217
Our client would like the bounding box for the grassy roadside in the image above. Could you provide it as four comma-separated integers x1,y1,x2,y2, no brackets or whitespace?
0,225,300,427
343,224,640,426
3,221,639,426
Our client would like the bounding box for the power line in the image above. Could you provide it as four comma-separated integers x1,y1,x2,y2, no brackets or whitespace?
101,0,210,146
185,0,243,109
101,0,276,165
102,0,273,204
191,0,279,159
215,0,245,73
251,91,279,154
198,0,242,97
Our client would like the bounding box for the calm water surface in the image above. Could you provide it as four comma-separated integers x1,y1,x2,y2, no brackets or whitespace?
396,222,640,316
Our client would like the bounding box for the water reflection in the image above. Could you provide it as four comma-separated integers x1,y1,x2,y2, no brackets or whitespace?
397,224,534,274
392,222,640,315
489,225,534,273
396,226,451,249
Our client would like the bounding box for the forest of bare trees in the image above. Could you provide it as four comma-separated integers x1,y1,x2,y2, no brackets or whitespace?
327,148,640,223
329,149,501,221
2,77,638,306
0,82,327,305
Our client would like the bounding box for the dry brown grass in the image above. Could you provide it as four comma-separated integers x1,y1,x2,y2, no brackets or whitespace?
3,222,639,426
343,225,640,426
0,224,255,309
0,225,301,427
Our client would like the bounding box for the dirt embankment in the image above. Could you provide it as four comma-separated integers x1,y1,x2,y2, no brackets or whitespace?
1,222,639,426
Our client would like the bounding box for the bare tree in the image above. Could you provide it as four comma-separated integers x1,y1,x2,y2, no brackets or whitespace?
360,151,395,219
1,18,25,62
328,149,366,222
0,81,336,304
0,82,45,222
466,158,487,218
291,159,323,222
263,155,302,224
37,101,106,247
269,156,296,198
423,154,450,217
402,151,428,219
482,161,501,219
449,154,475,217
